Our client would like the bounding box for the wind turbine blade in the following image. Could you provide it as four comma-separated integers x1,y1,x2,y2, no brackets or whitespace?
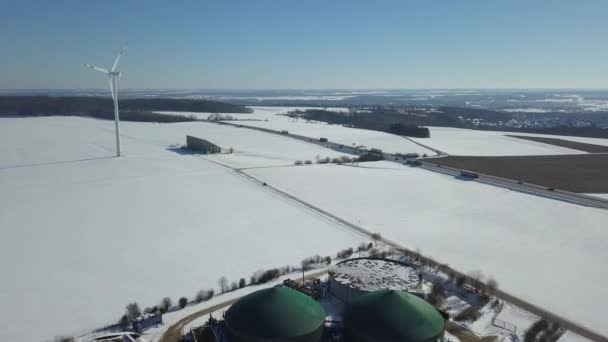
111,48,124,72
85,64,109,74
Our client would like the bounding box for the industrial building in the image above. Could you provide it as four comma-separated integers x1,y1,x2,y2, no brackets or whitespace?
196,258,446,342
186,135,221,154
224,287,326,342
343,290,445,342
329,257,420,303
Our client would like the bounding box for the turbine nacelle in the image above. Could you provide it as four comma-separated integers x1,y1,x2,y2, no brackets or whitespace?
84,47,125,76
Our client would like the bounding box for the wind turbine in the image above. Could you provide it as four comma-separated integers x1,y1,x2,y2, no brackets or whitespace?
85,48,125,157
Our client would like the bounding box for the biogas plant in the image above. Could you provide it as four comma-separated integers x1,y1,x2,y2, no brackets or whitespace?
329,257,422,303
194,257,446,342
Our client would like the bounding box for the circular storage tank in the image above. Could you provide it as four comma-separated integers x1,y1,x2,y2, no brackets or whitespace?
344,290,445,342
329,258,419,303
225,287,326,342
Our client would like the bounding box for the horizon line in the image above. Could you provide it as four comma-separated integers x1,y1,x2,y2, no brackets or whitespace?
2,87,608,92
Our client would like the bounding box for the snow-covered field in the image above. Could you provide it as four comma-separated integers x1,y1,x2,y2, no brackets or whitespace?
245,162,608,336
0,117,365,341
3,112,606,341
231,108,608,157
160,106,434,156
0,116,349,170
157,106,336,121
239,119,435,156
410,127,591,156
161,107,608,157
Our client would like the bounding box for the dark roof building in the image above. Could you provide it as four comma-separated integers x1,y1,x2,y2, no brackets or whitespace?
344,290,445,342
186,135,221,154
225,287,326,342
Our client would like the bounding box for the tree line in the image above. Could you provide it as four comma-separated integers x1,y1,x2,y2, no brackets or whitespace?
0,96,252,122
288,109,431,138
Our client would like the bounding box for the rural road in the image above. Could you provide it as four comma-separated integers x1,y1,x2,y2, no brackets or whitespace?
226,121,608,209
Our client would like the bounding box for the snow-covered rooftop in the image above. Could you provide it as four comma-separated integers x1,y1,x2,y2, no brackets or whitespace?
330,258,419,292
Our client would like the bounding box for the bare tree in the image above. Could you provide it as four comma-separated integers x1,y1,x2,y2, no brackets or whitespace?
414,248,421,261
195,290,205,303
336,247,354,259
230,281,238,291
340,156,353,163
371,233,381,246
468,270,485,292
118,314,130,329
178,297,188,309
440,263,456,281
486,277,499,297
428,279,446,306
125,302,141,321
160,297,172,313
455,275,467,288
218,276,229,293
239,278,246,288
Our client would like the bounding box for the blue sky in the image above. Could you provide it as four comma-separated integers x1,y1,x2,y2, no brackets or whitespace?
1,0,607,89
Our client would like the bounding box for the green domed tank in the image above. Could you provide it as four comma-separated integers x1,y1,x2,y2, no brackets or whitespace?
344,290,445,342
225,287,326,342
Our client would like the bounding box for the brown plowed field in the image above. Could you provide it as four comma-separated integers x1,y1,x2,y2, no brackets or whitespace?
506,135,608,153
431,154,608,193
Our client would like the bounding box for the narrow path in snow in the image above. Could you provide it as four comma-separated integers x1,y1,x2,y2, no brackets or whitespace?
159,297,240,342
402,135,447,156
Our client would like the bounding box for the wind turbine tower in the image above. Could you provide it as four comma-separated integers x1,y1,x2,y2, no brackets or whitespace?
85,48,125,157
